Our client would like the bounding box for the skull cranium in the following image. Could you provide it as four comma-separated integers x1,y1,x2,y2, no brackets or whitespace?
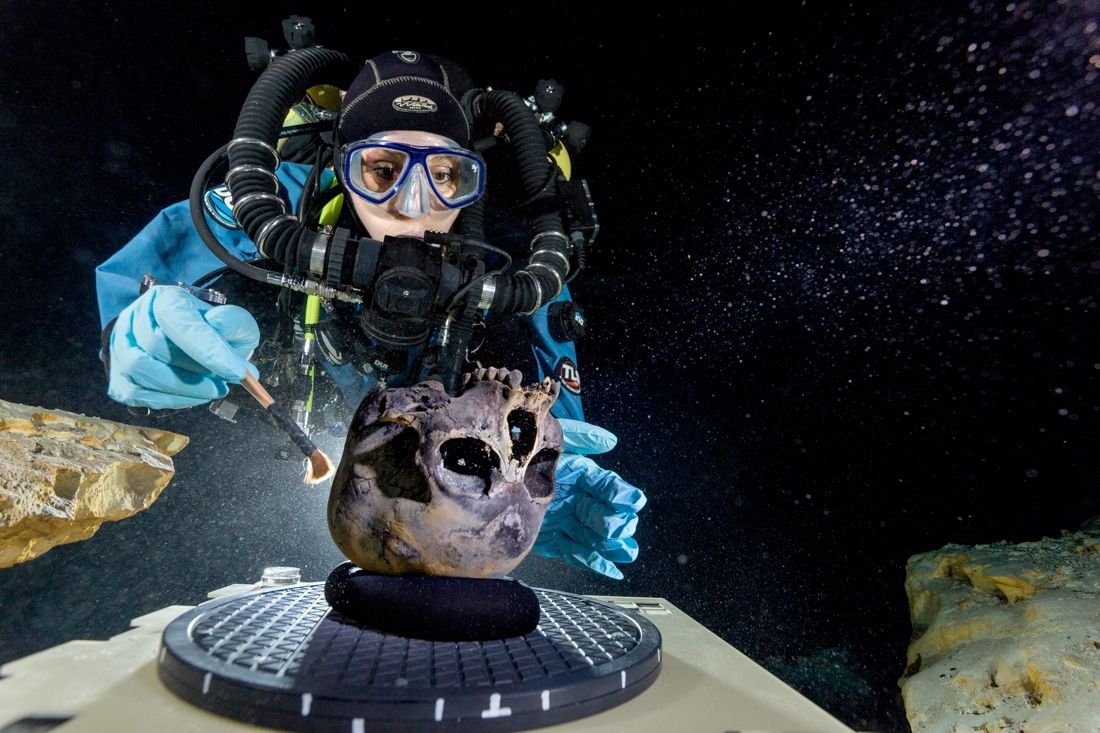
328,368,563,578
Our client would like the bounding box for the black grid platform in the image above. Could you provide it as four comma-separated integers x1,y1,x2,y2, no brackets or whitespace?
157,583,662,732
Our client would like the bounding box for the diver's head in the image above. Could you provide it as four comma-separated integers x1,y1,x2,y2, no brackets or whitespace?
336,50,484,240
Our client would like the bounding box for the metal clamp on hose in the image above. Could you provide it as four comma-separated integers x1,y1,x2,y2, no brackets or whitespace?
235,192,288,216
516,270,544,315
531,248,570,272
255,213,299,257
527,261,563,301
309,226,333,277
226,164,281,193
529,230,571,253
227,137,281,168
476,277,497,310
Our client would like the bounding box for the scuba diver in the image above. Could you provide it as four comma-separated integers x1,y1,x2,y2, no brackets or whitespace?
94,43,645,581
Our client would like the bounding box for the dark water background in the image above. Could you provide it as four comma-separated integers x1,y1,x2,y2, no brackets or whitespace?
2,2,1098,731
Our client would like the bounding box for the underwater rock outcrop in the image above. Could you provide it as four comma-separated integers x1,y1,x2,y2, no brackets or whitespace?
0,399,187,567
899,527,1100,732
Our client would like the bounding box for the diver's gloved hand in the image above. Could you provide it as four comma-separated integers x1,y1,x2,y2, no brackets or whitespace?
532,419,647,580
107,285,260,409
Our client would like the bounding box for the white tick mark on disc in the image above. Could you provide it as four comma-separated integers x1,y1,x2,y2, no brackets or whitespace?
481,692,512,718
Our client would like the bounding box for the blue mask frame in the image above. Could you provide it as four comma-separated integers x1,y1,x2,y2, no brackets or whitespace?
340,139,486,210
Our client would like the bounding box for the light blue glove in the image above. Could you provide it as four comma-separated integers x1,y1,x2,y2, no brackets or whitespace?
532,419,647,580
107,285,260,409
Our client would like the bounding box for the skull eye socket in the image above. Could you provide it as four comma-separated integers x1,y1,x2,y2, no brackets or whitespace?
362,426,432,503
524,447,560,500
440,438,500,494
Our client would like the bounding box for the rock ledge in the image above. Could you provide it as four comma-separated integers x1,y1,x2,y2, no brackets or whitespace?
901,529,1100,732
0,399,187,567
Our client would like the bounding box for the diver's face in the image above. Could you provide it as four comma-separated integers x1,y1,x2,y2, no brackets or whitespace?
348,130,463,240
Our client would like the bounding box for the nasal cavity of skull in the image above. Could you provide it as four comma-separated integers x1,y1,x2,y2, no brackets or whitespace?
508,410,537,462
440,438,500,494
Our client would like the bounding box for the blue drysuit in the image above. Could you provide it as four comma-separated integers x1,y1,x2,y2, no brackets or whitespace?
95,162,585,420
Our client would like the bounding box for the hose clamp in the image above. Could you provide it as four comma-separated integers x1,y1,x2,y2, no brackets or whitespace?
529,230,570,252
234,192,287,217
531,247,571,274
516,270,544,315
309,227,332,277
476,276,497,310
526,262,563,300
255,214,299,257
225,164,280,193
227,137,280,168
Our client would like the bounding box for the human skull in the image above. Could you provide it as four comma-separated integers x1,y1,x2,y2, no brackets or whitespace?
328,367,563,578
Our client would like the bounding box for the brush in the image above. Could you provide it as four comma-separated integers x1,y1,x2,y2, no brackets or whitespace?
240,372,335,485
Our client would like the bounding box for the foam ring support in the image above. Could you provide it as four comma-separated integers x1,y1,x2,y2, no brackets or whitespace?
157,582,661,733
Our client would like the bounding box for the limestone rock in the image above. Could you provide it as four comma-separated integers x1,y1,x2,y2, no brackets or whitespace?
0,399,187,567
900,530,1100,732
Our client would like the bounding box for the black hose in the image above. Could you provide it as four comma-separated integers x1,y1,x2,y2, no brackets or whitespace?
297,142,332,221
189,144,276,283
456,196,486,241
472,90,573,315
296,148,320,220
193,266,235,289
436,305,480,395
565,233,586,284
225,47,354,268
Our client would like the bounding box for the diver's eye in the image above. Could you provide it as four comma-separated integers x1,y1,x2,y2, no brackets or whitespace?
431,169,454,184
358,151,405,193
372,164,400,182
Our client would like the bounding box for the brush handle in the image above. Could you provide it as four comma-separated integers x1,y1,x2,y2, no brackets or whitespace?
240,372,275,409
240,373,316,458
266,402,320,459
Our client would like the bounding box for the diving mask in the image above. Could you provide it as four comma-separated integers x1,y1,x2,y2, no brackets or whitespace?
341,134,486,218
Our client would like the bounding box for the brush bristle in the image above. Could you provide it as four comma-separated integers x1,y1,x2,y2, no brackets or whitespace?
305,448,335,485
